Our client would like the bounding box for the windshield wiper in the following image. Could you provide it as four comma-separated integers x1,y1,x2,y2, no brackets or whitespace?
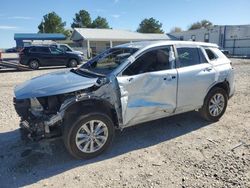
70,69,97,78
78,68,105,77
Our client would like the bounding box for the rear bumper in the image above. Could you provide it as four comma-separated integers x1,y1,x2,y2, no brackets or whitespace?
229,85,235,99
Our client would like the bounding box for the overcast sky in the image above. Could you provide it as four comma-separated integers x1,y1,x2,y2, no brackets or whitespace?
0,0,249,48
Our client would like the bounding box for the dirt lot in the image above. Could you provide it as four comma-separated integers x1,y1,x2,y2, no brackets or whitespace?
0,59,249,188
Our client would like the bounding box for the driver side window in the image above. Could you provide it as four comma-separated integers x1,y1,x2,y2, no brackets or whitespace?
50,47,63,54
123,46,174,76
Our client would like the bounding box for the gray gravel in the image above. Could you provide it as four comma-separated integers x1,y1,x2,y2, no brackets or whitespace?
0,60,249,188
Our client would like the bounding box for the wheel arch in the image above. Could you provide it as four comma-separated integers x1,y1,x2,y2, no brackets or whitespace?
63,99,119,128
68,58,79,65
29,58,40,65
203,80,230,106
208,80,230,97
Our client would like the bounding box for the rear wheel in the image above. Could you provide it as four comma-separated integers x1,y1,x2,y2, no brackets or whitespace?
28,59,39,70
200,87,228,122
68,59,78,68
63,112,114,159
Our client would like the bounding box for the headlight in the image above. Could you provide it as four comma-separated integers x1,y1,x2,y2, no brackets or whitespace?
78,54,84,60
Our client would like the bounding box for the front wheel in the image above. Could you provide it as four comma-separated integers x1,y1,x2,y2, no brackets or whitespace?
68,59,78,68
63,113,115,159
199,87,228,122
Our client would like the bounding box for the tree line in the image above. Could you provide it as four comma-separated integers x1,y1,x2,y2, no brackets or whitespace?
38,10,110,37
38,10,213,37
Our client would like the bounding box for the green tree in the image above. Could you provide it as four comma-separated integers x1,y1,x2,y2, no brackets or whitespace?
71,10,92,28
91,16,110,28
189,19,213,30
38,12,69,37
170,27,182,33
137,17,164,33
200,20,213,28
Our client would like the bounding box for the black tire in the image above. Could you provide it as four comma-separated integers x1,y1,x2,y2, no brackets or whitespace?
63,112,115,159
28,59,39,70
68,59,78,68
199,87,228,122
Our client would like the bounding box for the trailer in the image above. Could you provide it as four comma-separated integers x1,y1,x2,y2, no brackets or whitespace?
0,52,31,71
0,60,31,71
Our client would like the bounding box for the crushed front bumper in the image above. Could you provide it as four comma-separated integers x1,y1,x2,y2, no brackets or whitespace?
19,118,62,141
14,97,63,141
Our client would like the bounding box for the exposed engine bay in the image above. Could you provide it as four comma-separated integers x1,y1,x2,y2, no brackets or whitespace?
14,78,122,141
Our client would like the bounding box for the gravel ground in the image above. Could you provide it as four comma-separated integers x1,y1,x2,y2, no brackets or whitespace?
0,60,249,188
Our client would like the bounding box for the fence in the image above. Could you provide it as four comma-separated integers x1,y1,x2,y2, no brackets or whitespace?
224,38,250,57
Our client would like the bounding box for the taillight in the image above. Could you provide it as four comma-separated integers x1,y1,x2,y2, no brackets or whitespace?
230,62,234,69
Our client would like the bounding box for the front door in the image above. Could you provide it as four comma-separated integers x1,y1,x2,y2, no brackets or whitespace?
117,46,177,126
49,47,66,66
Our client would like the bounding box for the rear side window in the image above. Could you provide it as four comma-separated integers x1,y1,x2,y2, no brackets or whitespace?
205,48,218,61
39,47,50,53
177,47,201,67
29,47,50,53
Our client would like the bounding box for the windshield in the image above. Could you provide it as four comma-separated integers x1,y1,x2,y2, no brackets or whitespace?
80,47,138,75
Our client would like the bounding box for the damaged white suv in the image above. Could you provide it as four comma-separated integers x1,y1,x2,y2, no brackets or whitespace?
14,41,235,159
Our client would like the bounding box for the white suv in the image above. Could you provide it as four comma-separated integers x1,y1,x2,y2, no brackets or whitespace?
14,41,235,159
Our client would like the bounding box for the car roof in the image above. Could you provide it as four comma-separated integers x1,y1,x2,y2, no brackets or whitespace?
115,40,218,50
25,45,49,48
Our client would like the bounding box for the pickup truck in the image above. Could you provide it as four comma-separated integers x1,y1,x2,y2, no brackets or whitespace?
14,41,235,159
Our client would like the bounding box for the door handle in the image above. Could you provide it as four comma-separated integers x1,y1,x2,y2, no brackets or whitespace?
204,67,213,72
128,77,134,82
164,75,176,81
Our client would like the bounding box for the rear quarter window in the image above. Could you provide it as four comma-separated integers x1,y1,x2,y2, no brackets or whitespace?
205,48,218,61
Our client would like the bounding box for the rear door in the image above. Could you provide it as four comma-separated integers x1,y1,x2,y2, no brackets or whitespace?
117,46,178,126
175,46,216,113
29,47,51,66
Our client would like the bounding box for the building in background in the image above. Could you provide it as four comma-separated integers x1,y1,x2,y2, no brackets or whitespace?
170,25,250,56
71,28,173,58
14,33,66,49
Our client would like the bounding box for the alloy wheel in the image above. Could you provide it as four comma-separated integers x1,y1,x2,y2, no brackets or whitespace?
75,120,109,153
209,93,225,117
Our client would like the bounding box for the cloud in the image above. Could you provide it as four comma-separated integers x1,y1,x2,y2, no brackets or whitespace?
111,14,121,19
8,16,34,20
114,0,119,3
0,25,18,30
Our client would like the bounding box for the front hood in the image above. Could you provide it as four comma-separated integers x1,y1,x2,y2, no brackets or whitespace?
15,70,98,99
75,51,84,55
